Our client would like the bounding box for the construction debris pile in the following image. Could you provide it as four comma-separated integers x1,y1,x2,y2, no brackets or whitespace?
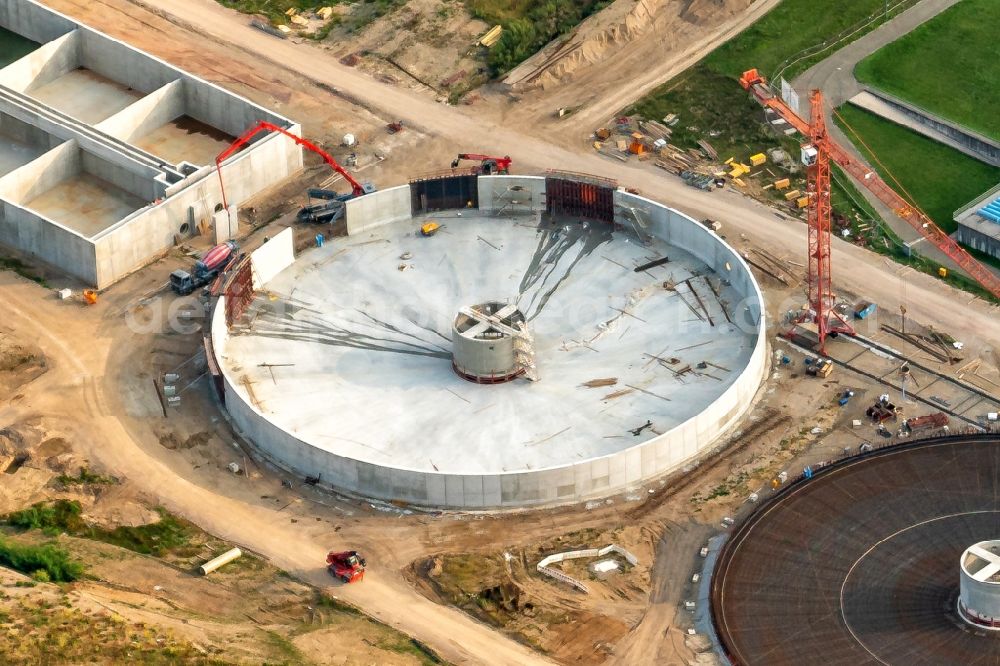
252,7,339,38
592,115,805,209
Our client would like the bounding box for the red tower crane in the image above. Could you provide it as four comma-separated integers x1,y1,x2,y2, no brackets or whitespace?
801,90,855,354
739,69,1000,310
214,121,368,213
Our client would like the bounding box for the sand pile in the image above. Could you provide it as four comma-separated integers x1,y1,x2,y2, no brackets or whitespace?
505,0,752,90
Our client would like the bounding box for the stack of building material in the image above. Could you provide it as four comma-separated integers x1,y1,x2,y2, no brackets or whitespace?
640,121,672,141
696,140,719,160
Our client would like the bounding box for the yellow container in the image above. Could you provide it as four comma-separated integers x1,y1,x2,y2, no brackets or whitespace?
796,196,810,209
784,189,801,201
750,153,767,166
774,178,790,190
938,267,948,278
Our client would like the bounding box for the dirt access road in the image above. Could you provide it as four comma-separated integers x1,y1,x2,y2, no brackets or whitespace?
489,0,781,141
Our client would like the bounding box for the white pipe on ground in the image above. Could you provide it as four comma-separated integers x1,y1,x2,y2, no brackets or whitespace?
198,547,242,575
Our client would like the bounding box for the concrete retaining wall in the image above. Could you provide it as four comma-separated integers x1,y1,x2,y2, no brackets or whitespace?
78,29,177,94
0,199,96,284
345,185,412,236
0,0,75,44
214,176,768,509
249,227,295,289
853,88,1000,166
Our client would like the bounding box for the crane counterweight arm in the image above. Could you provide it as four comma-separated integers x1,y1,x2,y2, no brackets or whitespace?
215,121,367,212
740,70,1000,300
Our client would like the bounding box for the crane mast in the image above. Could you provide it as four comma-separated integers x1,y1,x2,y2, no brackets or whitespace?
803,91,854,354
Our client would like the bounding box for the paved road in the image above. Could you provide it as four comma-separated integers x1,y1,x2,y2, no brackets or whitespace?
793,0,965,264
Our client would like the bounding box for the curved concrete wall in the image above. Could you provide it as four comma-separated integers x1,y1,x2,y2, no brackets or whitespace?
214,176,767,509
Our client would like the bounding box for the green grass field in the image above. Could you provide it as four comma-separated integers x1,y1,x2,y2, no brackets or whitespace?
467,0,611,73
628,0,918,158
704,0,915,80
834,104,1000,232
855,0,1000,140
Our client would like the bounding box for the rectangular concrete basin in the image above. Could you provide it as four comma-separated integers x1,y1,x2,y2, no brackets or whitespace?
27,172,145,237
29,67,143,124
133,115,234,166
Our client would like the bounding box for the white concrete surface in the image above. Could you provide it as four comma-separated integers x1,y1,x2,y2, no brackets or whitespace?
213,181,766,509
345,184,412,235
249,227,295,289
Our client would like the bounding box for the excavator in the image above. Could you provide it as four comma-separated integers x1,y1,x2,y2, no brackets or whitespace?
450,153,512,175
215,121,375,225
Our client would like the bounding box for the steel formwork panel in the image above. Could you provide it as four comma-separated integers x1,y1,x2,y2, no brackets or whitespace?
224,258,254,329
410,174,479,212
545,174,615,223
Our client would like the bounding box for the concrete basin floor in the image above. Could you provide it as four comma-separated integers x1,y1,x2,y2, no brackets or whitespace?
222,213,756,475
26,173,145,237
29,68,143,124
134,116,234,166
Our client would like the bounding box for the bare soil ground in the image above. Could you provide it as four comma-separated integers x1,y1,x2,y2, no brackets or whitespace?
323,0,491,102
0,529,438,665
0,328,46,399
409,523,654,665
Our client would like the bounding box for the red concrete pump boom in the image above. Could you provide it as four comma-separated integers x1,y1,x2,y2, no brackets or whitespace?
739,69,1000,301
215,121,367,212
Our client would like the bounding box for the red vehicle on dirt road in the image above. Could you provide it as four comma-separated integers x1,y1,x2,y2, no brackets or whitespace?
327,550,366,583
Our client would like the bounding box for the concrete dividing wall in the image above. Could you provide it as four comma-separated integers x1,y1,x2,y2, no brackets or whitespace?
96,79,184,143
0,200,96,283
215,179,768,509
477,175,546,215
345,185,413,236
0,139,76,204
81,150,157,201
249,227,294,289
0,29,77,93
